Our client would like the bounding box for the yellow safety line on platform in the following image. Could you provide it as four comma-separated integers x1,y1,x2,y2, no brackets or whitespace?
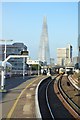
6,78,38,119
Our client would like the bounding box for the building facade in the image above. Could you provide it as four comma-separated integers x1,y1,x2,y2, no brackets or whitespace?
57,48,66,66
78,2,80,58
73,56,80,65
66,44,72,63
78,35,80,57
0,43,28,74
57,44,72,66
50,58,54,66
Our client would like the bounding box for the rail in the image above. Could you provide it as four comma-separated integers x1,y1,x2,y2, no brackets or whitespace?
35,76,51,119
58,76,80,116
35,75,59,119
68,76,80,91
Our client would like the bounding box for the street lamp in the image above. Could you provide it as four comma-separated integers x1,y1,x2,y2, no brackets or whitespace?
21,49,29,79
23,56,25,79
0,55,28,92
38,64,39,76
0,39,13,60
0,39,13,89
22,49,25,79
38,63,41,76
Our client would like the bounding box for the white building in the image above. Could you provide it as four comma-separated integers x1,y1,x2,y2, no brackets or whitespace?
57,44,72,66
27,58,43,65
57,48,66,66
27,58,43,75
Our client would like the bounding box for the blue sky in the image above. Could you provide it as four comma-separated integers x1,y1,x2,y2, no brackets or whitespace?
1,2,78,62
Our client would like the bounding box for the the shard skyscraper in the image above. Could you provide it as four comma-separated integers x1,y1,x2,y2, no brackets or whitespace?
38,16,50,65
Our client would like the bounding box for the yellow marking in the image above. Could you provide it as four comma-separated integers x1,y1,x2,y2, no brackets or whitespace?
7,78,38,119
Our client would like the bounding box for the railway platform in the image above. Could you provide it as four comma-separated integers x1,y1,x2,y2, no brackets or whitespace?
1,74,80,119
5,75,47,119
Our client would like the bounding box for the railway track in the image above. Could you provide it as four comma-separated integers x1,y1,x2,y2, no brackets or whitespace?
56,75,80,119
37,75,75,119
38,76,54,119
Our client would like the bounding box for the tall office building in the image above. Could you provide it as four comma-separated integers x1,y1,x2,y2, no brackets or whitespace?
57,48,66,66
78,2,80,57
73,56,80,66
57,44,72,66
66,44,72,62
78,35,80,57
38,16,50,65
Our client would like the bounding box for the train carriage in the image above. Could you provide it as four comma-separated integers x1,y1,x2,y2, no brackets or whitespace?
59,68,65,74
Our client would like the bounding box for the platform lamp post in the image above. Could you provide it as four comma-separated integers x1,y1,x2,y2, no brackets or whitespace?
65,59,67,76
0,55,28,92
0,39,13,76
38,62,41,76
0,39,13,92
0,39,13,60
22,49,25,79
21,50,29,79
38,64,39,76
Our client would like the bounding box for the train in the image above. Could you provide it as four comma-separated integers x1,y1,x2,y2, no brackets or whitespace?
59,68,65,74
0,61,12,78
65,67,74,74
59,67,74,75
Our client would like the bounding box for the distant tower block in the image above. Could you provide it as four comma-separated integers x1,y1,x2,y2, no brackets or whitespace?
78,35,80,57
38,16,50,65
78,2,80,58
